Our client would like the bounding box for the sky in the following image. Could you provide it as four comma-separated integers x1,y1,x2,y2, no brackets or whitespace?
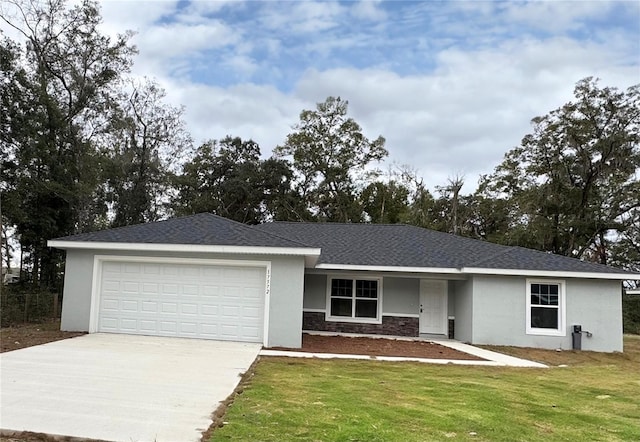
7,0,640,191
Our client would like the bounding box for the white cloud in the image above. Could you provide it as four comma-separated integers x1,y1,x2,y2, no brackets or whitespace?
4,0,637,194
351,0,387,22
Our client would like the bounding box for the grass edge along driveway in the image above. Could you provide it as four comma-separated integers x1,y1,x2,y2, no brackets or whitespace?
213,335,640,441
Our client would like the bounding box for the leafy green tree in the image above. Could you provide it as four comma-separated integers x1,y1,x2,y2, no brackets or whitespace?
361,181,410,224
0,0,134,285
105,79,192,227
174,137,263,223
480,78,640,263
260,157,311,222
275,97,388,222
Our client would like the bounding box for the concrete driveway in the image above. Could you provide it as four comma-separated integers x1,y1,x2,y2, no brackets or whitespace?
0,333,261,441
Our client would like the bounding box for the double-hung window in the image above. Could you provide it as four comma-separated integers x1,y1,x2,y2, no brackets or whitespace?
526,279,566,336
327,277,381,322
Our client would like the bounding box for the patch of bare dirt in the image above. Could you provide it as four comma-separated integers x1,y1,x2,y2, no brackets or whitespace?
270,333,485,360
0,320,85,353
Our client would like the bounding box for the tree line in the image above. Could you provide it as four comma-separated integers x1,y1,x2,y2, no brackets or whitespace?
1,0,639,291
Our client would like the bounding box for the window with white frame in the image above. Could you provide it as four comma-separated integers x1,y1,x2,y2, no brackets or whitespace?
526,280,566,336
327,277,381,321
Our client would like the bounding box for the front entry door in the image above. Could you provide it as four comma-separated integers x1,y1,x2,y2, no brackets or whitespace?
419,280,448,335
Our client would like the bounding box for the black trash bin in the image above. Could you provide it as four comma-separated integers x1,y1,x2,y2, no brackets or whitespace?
572,325,582,350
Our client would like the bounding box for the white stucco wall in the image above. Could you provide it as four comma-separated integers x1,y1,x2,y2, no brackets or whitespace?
470,275,623,352
303,274,326,310
60,249,305,348
383,277,419,315
452,278,473,342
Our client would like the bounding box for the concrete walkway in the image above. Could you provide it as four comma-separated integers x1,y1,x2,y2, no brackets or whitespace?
261,332,547,368
0,334,261,442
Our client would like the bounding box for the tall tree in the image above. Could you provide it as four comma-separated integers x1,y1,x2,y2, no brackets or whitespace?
0,0,134,285
361,180,410,224
479,78,640,262
435,175,466,235
275,97,388,222
173,137,264,223
105,78,192,227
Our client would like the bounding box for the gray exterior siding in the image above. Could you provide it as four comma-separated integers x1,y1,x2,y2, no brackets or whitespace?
60,249,305,348
452,279,473,342
61,250,96,332
470,275,622,352
383,277,419,315
303,274,326,310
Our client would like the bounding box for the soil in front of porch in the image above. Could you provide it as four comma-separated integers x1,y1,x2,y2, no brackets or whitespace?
270,333,486,361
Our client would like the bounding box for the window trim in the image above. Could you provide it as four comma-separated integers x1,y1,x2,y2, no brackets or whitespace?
325,275,383,324
526,278,566,336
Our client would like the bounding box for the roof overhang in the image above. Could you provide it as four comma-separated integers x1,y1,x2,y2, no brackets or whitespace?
47,240,322,267
313,264,638,280
314,263,463,274
462,267,638,281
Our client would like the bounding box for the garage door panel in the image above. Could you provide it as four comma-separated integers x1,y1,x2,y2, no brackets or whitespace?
143,264,161,275
160,321,178,332
101,299,119,311
98,261,266,342
162,284,179,295
161,302,178,313
142,282,159,294
201,305,219,316
141,301,158,312
181,303,198,315
124,263,141,274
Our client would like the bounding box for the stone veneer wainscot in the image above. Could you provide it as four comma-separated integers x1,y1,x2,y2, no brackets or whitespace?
302,312,419,337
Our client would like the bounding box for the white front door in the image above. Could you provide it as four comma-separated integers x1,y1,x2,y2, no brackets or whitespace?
419,280,448,335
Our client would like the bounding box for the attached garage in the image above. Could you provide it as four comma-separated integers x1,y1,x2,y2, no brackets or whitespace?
49,213,320,348
96,258,267,342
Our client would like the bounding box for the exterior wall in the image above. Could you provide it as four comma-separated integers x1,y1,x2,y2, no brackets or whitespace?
452,278,473,342
60,250,96,332
383,277,419,315
470,275,623,352
302,274,426,337
60,249,305,348
303,274,326,309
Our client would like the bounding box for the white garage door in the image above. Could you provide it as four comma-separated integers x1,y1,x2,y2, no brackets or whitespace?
97,260,266,342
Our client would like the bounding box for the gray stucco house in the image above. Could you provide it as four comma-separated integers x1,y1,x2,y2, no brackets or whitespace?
49,213,638,352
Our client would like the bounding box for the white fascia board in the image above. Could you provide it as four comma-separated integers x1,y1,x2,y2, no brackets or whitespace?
47,240,321,257
314,263,463,274
313,263,636,280
462,267,637,281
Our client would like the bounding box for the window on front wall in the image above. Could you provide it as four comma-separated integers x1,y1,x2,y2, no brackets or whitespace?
329,278,380,321
526,280,565,336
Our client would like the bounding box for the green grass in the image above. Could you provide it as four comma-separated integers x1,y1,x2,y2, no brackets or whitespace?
212,335,640,441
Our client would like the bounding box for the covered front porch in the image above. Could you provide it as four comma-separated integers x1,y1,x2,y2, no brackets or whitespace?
301,271,471,340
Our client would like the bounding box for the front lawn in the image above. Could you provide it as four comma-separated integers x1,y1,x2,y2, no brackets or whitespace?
213,335,640,441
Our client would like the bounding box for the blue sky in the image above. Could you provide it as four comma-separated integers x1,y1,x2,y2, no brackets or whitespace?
6,0,639,191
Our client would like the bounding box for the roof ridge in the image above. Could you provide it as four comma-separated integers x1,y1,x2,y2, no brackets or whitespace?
264,221,412,227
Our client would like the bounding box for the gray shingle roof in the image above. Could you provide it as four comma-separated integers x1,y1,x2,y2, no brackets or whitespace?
53,214,637,276
53,213,311,248
255,222,634,275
